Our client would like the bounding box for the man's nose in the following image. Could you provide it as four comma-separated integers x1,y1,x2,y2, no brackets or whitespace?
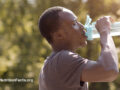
77,22,86,35
78,22,84,29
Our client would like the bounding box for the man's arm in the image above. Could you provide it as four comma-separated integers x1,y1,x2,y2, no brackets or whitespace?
81,17,119,82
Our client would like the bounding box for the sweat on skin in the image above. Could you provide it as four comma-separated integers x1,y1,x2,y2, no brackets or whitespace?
39,6,119,90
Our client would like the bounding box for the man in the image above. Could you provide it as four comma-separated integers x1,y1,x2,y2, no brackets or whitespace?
38,6,119,90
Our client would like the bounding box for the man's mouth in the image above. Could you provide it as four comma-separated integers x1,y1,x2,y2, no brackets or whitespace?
83,30,87,36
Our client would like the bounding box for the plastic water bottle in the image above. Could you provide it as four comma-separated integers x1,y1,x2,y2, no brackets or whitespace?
84,15,120,40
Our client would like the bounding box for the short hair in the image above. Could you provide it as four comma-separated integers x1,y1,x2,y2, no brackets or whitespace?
38,6,64,43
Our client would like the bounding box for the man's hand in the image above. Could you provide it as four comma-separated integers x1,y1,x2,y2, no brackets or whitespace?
95,16,111,34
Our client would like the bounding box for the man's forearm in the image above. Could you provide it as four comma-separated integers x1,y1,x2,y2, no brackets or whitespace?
98,32,119,72
81,32,119,82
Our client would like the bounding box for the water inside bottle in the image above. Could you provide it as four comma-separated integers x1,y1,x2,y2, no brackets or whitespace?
92,22,120,39
84,15,120,40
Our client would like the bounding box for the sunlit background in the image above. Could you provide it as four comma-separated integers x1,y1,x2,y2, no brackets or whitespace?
0,0,120,90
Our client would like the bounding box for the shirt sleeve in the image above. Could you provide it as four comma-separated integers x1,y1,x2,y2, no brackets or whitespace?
57,50,88,88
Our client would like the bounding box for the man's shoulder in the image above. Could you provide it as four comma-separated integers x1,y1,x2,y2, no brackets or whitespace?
58,50,83,60
48,50,73,59
45,50,87,67
56,50,79,57
52,50,85,64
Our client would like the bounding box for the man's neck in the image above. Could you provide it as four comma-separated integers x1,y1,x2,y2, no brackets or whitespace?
51,43,75,53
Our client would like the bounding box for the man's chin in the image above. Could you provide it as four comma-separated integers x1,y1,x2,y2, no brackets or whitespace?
79,41,87,48
82,42,87,47
85,41,87,45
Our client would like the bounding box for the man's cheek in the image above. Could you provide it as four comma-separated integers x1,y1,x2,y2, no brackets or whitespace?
72,24,79,30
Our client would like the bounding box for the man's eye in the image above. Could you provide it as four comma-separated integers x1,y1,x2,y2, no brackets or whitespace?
73,22,77,26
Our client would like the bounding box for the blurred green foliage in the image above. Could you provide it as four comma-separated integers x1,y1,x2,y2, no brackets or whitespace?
0,0,120,90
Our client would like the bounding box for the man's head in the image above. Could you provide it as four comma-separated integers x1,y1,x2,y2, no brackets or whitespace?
38,6,63,43
39,6,87,51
